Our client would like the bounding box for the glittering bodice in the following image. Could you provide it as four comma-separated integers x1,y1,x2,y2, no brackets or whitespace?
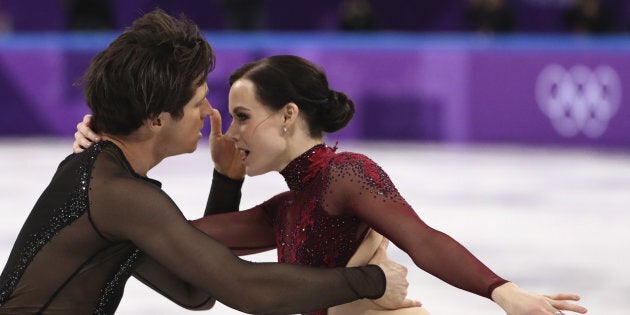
276,144,365,268
263,144,509,315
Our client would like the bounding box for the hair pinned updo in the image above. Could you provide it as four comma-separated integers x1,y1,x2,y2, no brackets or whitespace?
229,55,355,137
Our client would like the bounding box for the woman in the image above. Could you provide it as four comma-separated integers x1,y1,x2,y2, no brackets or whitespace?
74,55,587,315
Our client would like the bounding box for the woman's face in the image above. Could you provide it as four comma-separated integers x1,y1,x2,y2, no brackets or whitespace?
226,79,290,176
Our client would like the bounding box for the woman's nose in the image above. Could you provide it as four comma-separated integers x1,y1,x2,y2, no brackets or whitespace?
225,122,238,141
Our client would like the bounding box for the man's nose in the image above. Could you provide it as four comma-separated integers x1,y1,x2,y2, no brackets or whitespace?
201,99,212,117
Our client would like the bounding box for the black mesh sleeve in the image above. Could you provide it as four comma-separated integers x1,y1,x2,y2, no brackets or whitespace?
89,163,385,314
204,169,244,215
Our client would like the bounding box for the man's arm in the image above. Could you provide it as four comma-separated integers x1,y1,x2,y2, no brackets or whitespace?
93,180,397,314
133,257,215,310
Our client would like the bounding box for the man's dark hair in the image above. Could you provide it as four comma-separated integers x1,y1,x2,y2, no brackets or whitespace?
81,8,215,135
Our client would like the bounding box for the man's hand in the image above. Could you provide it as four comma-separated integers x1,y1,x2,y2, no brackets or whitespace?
369,238,421,309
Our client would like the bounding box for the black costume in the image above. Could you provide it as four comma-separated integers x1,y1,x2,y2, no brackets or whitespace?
0,141,385,314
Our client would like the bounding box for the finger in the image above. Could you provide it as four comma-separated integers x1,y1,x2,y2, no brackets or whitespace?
379,237,390,251
72,142,84,153
80,138,93,148
550,300,588,314
398,298,422,308
371,244,386,261
77,122,100,142
544,293,581,301
74,130,94,149
209,108,222,138
82,114,92,125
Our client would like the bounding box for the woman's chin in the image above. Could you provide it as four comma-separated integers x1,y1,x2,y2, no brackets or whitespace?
245,166,266,177
245,169,258,177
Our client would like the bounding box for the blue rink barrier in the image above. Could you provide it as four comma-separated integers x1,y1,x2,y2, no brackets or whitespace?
1,33,629,148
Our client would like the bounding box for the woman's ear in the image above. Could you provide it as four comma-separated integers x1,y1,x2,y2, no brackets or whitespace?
283,103,299,126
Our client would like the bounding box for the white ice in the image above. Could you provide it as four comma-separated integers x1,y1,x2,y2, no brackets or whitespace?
1,138,628,314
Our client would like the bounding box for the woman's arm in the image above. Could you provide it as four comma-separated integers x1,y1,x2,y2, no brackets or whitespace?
328,154,586,314
324,154,505,297
204,169,244,215
192,204,277,256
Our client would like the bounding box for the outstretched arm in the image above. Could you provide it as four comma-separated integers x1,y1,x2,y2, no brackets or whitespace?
327,155,587,314
91,178,409,314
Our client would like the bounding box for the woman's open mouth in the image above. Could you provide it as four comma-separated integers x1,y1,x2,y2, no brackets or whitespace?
238,148,250,161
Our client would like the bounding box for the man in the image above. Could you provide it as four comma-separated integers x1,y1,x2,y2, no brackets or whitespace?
0,9,416,314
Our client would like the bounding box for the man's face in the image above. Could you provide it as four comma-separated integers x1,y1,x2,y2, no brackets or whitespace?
157,82,211,157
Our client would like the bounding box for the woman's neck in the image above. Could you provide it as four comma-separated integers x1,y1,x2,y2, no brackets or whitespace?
281,136,324,170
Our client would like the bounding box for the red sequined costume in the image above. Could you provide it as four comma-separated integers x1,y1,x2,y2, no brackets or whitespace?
195,143,508,315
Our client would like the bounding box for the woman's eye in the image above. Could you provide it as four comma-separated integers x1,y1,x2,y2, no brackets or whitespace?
236,113,249,121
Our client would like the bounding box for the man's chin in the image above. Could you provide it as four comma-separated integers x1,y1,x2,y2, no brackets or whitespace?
189,143,199,153
175,143,199,156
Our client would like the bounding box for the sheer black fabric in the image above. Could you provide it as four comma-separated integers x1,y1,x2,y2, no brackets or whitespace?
204,169,243,215
194,144,508,315
0,141,385,314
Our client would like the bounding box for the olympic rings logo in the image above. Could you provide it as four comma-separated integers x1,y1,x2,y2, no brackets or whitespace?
535,64,621,138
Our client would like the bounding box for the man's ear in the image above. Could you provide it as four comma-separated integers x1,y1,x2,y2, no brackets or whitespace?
148,114,163,130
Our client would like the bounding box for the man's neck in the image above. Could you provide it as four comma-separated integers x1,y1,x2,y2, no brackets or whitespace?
101,131,160,177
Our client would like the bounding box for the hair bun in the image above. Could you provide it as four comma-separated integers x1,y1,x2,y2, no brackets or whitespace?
321,90,355,133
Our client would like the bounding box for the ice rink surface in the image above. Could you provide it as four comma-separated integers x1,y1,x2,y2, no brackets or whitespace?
1,138,628,314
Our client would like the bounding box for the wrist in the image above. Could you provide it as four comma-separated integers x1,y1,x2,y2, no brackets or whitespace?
491,282,518,310
341,265,386,300
213,168,244,182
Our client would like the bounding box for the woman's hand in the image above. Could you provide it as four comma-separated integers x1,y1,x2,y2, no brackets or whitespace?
73,114,101,153
208,108,245,179
368,238,422,309
492,282,587,315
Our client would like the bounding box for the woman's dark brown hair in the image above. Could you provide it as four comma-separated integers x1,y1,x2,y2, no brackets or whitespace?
229,55,354,138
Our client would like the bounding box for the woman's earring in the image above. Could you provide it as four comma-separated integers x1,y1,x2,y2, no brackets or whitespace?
282,126,288,133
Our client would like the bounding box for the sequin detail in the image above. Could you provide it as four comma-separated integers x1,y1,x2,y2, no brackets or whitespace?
0,144,95,304
276,143,403,315
95,249,143,315
0,142,145,315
